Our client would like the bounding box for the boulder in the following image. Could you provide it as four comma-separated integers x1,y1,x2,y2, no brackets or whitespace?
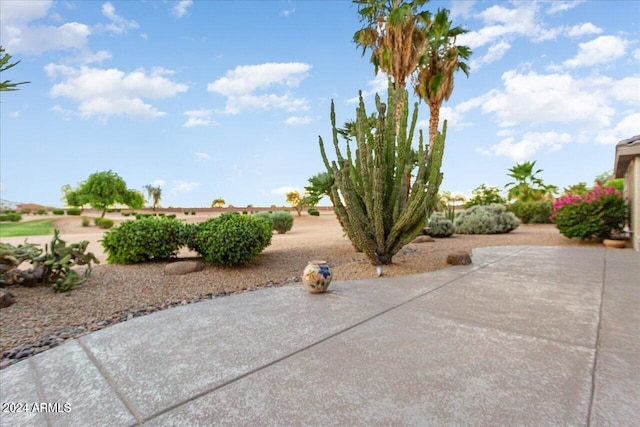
0,289,16,309
446,251,472,265
412,235,435,243
165,261,205,276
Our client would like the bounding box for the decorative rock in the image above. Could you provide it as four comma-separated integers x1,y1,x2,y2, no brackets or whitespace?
412,235,435,243
165,260,205,275
446,251,472,265
0,289,16,309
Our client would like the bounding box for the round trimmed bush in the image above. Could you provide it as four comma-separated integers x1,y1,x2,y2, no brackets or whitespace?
81,217,90,227
95,217,114,229
189,212,272,266
508,201,552,224
101,217,186,264
253,211,274,230
0,212,22,222
307,208,320,216
426,212,455,237
52,209,65,215
271,211,294,234
454,204,520,234
66,208,82,216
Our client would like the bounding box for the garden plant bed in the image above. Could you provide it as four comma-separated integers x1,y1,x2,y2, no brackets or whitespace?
0,212,597,369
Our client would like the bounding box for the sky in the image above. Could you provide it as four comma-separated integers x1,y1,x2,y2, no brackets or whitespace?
0,0,639,208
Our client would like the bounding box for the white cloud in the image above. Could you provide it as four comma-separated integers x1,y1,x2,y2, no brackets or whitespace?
152,179,166,187
595,113,640,145
172,0,193,18
9,111,19,118
207,62,311,114
195,152,210,162
285,116,312,125
183,109,216,127
281,8,295,17
488,131,572,161
472,41,511,69
479,70,615,128
450,0,476,19
563,35,628,68
546,1,584,15
347,73,388,103
171,180,201,193
271,186,299,195
46,65,188,120
567,22,602,38
3,22,90,54
0,1,51,24
100,2,138,34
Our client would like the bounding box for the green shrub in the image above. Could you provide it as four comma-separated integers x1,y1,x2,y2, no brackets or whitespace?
81,217,90,227
184,211,190,215
96,218,114,229
271,211,294,234
0,212,22,222
101,217,186,264
122,211,131,217
464,184,506,208
253,212,274,229
1,212,22,222
66,208,82,216
52,209,65,215
552,183,627,240
20,208,31,214
188,212,272,266
36,209,48,215
508,201,553,224
454,204,520,234
166,214,176,219
191,211,196,215
426,212,455,237
307,208,320,216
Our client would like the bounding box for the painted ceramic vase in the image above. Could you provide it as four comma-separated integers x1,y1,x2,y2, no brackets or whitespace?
302,260,332,293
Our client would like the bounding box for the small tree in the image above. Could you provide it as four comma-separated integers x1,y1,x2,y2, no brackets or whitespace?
286,191,308,216
464,184,506,208
304,172,334,206
65,170,142,217
211,198,226,208
505,161,557,202
143,185,162,211
0,46,29,92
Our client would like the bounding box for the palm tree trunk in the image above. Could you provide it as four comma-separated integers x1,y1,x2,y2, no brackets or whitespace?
428,104,440,151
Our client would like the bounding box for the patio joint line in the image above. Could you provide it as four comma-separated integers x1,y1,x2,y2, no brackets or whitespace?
586,248,607,427
142,245,526,423
29,358,54,427
76,337,144,426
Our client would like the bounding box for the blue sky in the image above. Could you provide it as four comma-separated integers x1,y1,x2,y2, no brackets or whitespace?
1,0,638,208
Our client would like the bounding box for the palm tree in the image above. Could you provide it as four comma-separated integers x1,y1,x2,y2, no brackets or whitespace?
414,8,471,150
0,46,29,92
505,161,556,202
353,0,431,122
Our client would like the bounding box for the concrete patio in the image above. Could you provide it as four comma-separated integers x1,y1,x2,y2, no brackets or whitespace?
1,246,638,426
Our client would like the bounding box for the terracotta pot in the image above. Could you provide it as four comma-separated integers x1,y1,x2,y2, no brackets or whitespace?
302,260,332,293
603,239,626,249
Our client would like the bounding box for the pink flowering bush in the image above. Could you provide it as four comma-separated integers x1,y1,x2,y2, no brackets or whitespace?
551,182,628,240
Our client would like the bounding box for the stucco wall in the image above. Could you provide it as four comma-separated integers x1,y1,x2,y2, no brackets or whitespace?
627,158,640,251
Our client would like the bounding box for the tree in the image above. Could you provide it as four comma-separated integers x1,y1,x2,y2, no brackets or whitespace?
0,46,29,92
143,185,162,211
211,198,226,208
286,191,311,216
505,161,557,202
319,88,445,265
65,170,142,217
414,8,471,150
464,184,506,208
304,172,334,206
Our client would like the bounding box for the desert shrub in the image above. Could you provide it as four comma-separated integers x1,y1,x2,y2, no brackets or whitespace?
20,208,31,214
242,211,248,215
307,208,320,216
552,182,627,240
166,214,176,219
1,230,99,292
81,217,90,227
188,212,272,266
0,212,22,222
426,212,455,237
253,211,274,229
36,209,48,215
135,213,154,219
101,217,185,264
191,211,196,215
66,208,82,216
52,209,65,215
96,218,114,229
122,211,131,217
464,184,506,208
271,211,294,234
454,204,520,234
508,201,553,224
184,211,190,215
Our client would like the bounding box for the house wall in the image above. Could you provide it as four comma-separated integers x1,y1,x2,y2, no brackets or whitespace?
626,157,640,251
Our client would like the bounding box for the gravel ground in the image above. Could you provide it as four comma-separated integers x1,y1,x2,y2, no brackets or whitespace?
0,212,596,369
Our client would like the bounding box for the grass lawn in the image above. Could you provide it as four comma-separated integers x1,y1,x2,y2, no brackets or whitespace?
0,219,57,238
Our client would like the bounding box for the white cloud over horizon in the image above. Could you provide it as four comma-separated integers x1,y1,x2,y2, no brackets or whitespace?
183,109,216,127
207,62,311,114
172,0,193,18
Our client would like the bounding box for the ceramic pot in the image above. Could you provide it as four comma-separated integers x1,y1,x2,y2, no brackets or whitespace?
302,260,332,293
603,239,626,249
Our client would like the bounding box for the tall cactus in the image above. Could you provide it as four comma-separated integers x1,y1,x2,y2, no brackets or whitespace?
319,86,445,265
